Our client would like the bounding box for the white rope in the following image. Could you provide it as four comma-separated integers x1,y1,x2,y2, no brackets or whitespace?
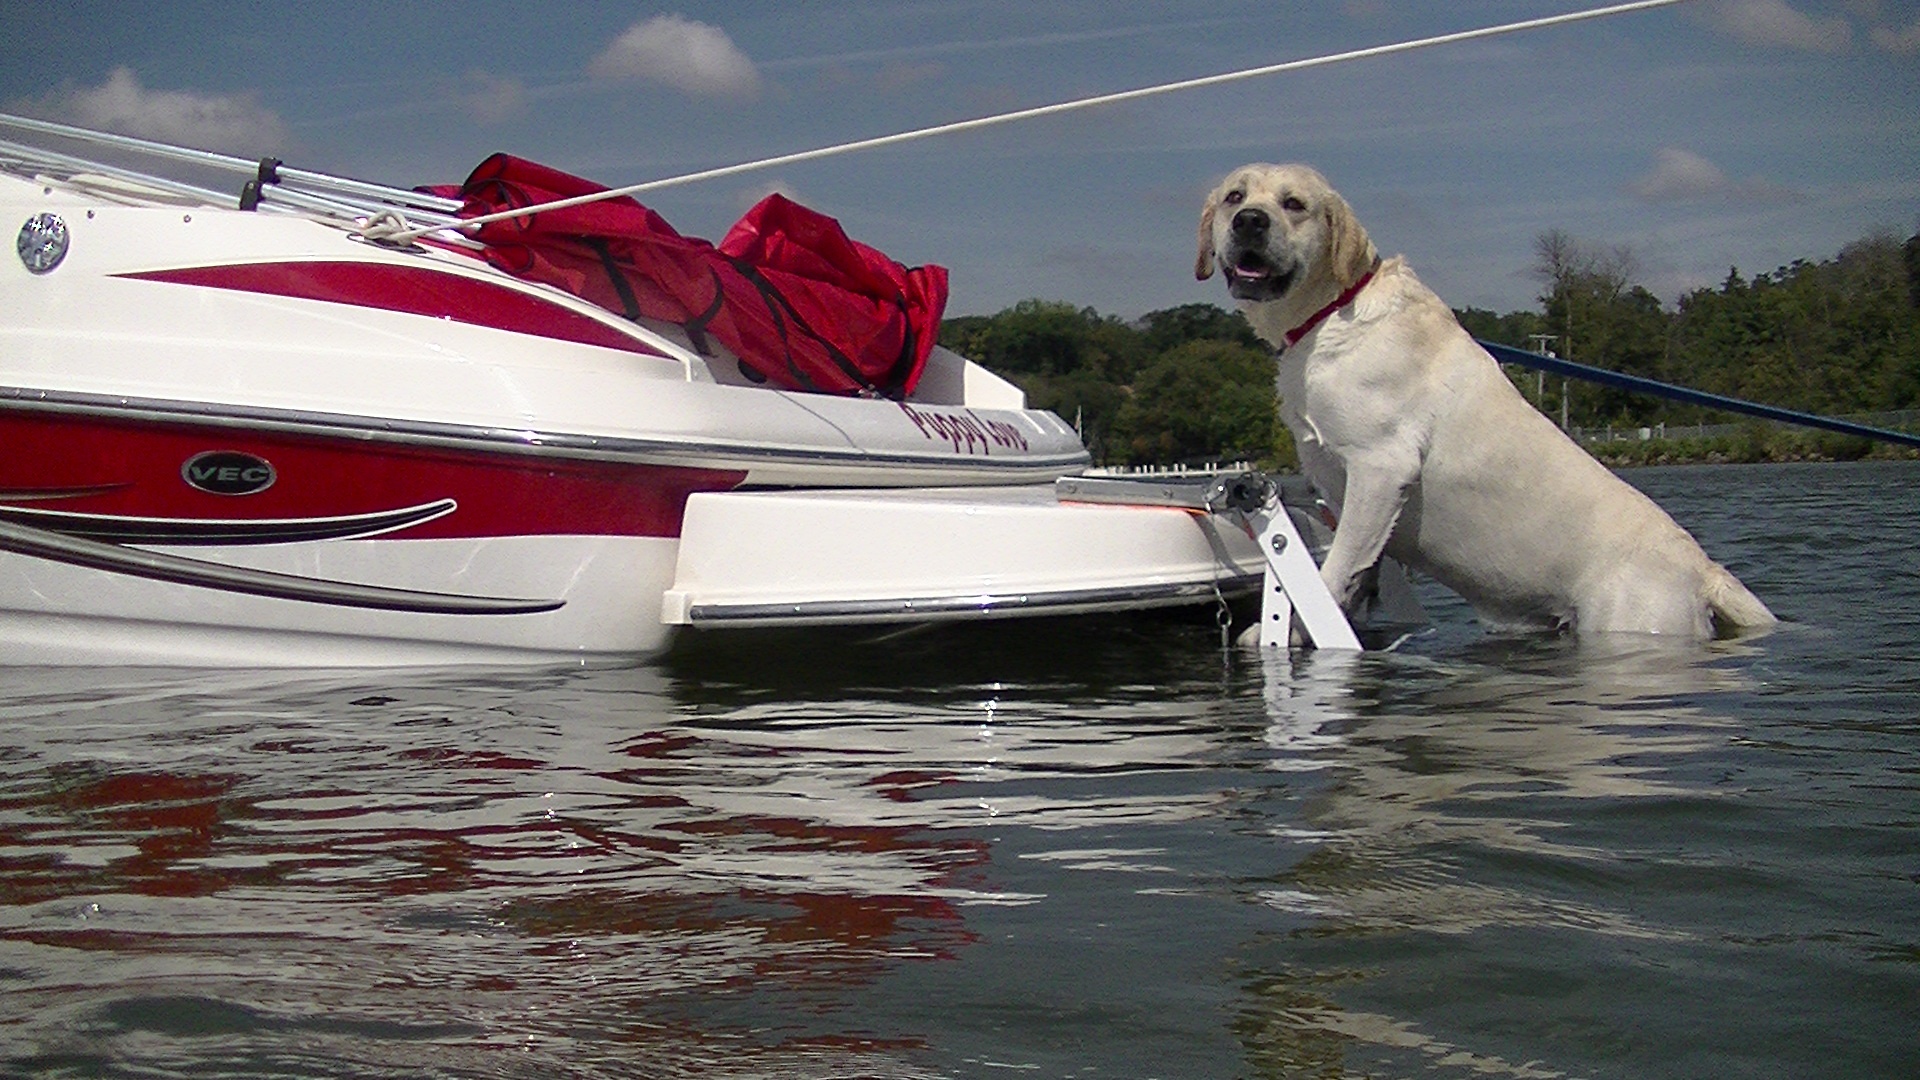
384,0,1690,242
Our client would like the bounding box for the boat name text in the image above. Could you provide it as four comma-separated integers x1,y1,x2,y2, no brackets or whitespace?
898,404,1030,455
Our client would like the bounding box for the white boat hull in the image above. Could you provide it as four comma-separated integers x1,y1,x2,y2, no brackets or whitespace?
0,129,1266,666
1,536,679,666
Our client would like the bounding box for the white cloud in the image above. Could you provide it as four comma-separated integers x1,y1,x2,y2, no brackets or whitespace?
1703,0,1853,52
462,70,526,124
589,14,761,99
1632,147,1734,200
1869,13,1920,53
16,67,287,153
1630,147,1799,203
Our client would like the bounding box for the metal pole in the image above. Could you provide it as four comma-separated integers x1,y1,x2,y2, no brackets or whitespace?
0,112,463,213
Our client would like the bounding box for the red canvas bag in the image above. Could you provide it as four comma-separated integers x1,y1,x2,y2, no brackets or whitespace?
445,154,947,397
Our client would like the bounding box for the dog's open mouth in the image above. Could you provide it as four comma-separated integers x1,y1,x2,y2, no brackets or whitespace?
1225,248,1294,301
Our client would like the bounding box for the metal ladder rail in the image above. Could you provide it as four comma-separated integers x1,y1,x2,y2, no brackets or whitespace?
1241,497,1362,650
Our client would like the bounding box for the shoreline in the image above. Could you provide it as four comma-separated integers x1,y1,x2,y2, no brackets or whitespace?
1579,425,1920,468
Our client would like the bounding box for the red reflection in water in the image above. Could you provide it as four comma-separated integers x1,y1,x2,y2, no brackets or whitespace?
4,745,986,980
5,769,240,902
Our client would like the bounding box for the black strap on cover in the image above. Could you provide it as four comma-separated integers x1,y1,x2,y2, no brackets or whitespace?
585,238,643,322
724,255,882,397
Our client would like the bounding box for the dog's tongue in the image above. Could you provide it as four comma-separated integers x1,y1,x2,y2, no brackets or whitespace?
1233,257,1269,280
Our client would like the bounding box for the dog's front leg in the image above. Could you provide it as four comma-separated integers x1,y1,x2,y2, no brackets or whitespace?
1319,463,1415,614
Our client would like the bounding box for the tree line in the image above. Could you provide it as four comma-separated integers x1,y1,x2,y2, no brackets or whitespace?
938,301,1281,466
940,228,1920,467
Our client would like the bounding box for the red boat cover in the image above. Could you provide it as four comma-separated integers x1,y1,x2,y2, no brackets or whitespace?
444,154,947,397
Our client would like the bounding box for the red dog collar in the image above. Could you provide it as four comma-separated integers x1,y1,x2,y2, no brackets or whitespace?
1282,262,1379,350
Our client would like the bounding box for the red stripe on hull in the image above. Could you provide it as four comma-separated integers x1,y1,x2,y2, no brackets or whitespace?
0,410,745,539
118,261,667,357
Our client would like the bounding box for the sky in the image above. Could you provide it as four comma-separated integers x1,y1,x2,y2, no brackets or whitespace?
2,0,1916,319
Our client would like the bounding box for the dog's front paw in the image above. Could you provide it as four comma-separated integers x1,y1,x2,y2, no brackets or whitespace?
1321,568,1360,615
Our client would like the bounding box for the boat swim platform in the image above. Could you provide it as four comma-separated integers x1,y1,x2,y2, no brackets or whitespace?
661,476,1363,650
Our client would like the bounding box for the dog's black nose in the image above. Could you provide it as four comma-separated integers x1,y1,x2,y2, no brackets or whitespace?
1230,208,1269,236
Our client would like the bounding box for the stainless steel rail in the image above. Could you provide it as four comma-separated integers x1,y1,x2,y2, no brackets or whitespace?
0,112,464,226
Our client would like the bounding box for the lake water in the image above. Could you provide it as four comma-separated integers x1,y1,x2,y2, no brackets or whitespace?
2,461,1915,1079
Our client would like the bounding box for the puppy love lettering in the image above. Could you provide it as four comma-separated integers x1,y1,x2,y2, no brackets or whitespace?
898,403,1030,455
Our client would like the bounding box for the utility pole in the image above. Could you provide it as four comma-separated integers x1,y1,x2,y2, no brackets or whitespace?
1526,334,1558,415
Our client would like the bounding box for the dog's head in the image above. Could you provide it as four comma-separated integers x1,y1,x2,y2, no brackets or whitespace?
1195,164,1376,314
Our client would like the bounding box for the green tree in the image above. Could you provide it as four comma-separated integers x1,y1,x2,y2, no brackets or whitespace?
940,300,1150,456
1016,369,1130,460
1903,231,1920,308
1136,303,1263,353
1110,340,1278,466
1454,306,1547,348
1532,229,1666,427
1670,235,1920,417
943,299,1147,380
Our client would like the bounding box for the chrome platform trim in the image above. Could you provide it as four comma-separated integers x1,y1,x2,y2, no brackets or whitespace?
683,575,1262,628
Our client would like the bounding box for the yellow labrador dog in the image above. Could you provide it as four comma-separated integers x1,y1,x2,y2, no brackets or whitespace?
1196,163,1774,638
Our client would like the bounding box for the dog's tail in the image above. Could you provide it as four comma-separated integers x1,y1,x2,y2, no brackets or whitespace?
1704,563,1776,635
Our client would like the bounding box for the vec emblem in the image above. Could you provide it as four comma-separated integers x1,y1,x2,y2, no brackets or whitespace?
182,451,277,496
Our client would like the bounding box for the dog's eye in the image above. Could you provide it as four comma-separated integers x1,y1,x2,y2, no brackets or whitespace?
1281,196,1307,213
1223,190,1244,205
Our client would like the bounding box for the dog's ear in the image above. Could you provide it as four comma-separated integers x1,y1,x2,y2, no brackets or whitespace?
1323,193,1378,288
1194,194,1218,281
